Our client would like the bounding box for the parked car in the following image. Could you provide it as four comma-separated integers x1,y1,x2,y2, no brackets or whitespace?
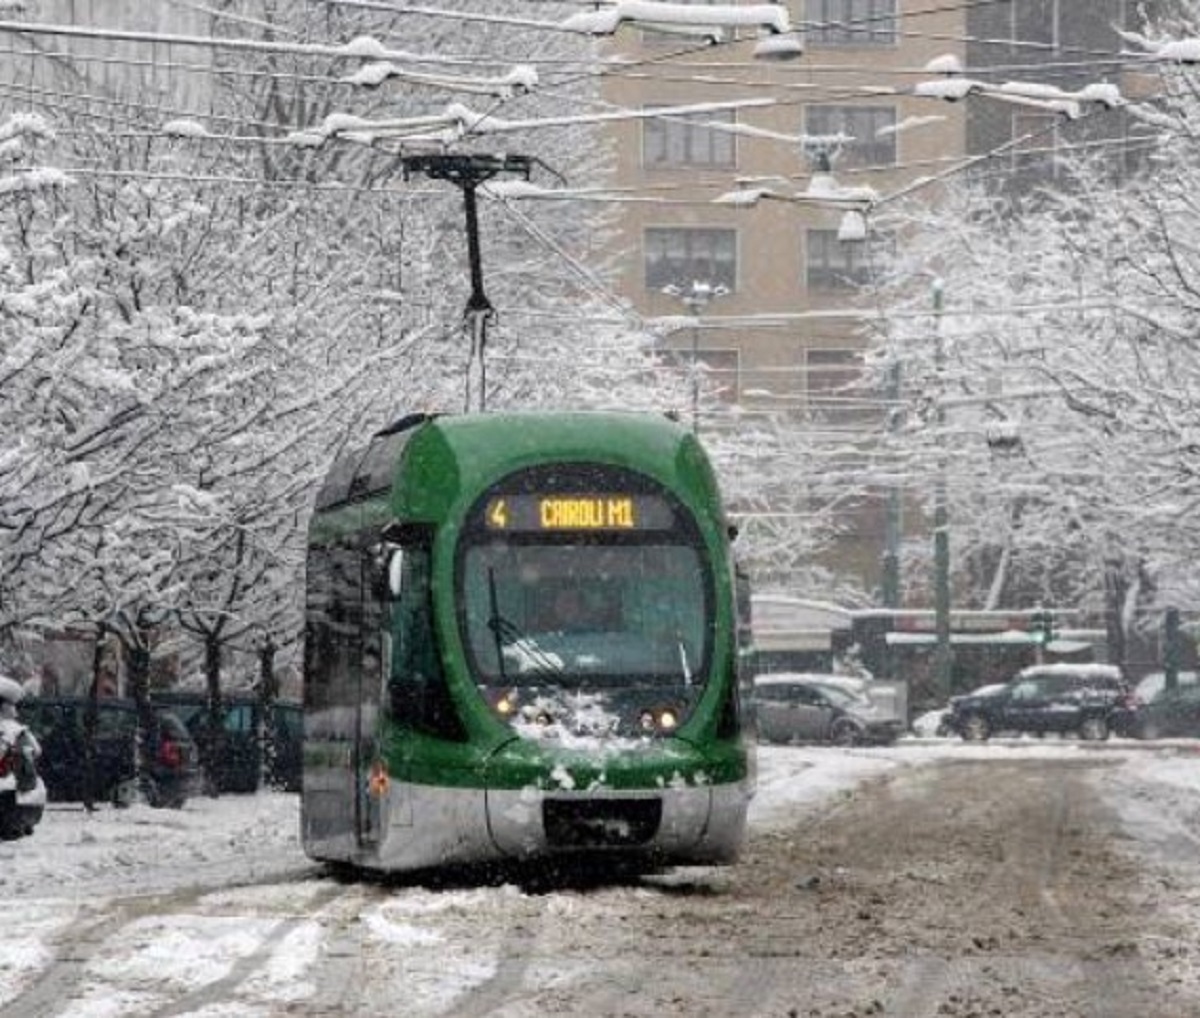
2,759,46,840
18,697,201,808
751,673,905,746
912,683,1008,738
21,696,133,804
0,675,46,840
153,692,302,793
1124,682,1200,740
1133,670,1198,705
944,663,1133,742
145,710,203,808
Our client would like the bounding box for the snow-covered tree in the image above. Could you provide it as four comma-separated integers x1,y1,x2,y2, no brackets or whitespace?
861,10,1200,659
0,2,699,694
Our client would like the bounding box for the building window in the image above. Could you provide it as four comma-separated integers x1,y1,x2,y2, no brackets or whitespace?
1012,111,1059,175
805,228,877,290
645,228,737,293
805,349,866,423
643,107,736,169
804,105,897,168
806,0,898,48
1012,0,1059,51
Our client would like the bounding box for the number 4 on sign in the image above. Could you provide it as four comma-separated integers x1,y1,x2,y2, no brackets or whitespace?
488,498,509,529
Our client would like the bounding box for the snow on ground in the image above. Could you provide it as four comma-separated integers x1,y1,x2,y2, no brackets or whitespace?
1,737,1197,1014
0,793,310,902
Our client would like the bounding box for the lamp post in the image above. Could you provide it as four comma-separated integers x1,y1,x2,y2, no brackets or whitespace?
931,278,952,700
881,356,902,609
662,281,729,433
1164,606,1181,694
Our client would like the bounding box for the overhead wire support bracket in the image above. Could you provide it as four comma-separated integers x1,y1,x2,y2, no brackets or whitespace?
401,154,533,413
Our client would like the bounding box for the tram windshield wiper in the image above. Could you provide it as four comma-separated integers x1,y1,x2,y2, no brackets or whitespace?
486,571,563,678
489,615,564,677
678,640,693,687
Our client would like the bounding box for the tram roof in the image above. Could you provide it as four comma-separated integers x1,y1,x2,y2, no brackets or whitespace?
314,411,725,526
418,410,695,463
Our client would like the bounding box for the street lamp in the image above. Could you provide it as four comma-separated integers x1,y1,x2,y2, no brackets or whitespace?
560,1,802,61
662,281,729,433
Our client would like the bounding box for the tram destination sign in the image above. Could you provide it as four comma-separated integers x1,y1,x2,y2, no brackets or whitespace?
483,493,674,532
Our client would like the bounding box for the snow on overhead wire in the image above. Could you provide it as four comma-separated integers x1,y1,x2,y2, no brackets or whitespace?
561,1,790,37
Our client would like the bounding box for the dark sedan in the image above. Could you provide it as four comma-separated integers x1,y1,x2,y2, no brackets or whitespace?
153,692,302,793
945,664,1133,742
19,697,201,808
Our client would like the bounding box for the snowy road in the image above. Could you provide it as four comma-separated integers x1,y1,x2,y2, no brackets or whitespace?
2,740,1199,1017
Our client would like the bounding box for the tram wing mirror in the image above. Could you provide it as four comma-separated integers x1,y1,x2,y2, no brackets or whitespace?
387,548,405,599
371,543,405,601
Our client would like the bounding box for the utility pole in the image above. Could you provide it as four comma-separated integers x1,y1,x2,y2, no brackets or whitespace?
662,280,729,433
931,278,952,700
881,356,902,609
401,154,532,413
1164,606,1181,694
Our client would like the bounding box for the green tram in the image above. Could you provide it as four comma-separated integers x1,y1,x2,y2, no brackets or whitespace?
302,411,753,873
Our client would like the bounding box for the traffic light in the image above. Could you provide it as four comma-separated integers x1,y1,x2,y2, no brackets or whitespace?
1030,610,1055,646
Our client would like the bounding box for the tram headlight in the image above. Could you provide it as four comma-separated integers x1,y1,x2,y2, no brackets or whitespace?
485,688,519,718
639,707,680,733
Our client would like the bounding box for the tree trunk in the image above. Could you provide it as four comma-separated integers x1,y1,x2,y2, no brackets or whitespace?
202,633,225,796
1104,557,1127,671
257,636,277,789
83,633,103,812
126,641,153,803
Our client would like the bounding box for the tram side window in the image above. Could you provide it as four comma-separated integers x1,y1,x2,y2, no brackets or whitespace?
389,546,467,742
304,546,336,712
328,544,364,713
305,540,371,721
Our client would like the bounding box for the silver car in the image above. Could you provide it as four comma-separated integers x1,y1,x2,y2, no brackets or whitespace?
752,674,905,746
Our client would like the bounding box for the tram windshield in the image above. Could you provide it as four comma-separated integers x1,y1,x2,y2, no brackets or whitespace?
460,541,711,689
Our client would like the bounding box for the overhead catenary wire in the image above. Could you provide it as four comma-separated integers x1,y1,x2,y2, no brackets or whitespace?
1,68,1158,212
0,6,1168,174
0,33,1160,107
0,9,1178,85
310,0,1169,70
0,17,532,69
0,9,1176,364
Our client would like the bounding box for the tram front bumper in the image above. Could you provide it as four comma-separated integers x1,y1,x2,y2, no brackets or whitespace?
486,782,746,863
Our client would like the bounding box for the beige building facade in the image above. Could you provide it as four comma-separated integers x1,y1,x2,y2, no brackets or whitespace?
598,1,967,594
602,1,965,394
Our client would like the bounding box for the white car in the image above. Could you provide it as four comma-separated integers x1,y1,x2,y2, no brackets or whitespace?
0,675,46,840
1133,671,1197,705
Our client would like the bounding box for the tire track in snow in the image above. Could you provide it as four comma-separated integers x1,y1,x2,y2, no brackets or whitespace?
5,871,338,1018
147,881,345,1017
5,888,208,1018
